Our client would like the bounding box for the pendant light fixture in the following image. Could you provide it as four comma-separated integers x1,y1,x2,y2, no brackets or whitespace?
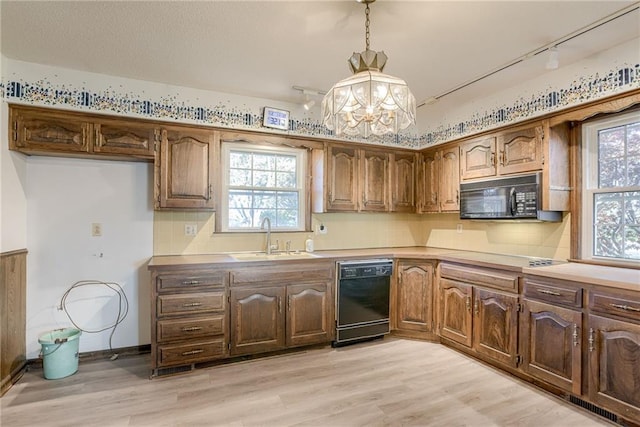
321,0,416,137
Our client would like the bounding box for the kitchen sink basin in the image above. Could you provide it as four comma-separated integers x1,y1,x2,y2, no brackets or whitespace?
230,252,320,261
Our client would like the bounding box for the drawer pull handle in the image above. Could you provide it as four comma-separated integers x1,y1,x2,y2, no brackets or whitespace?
182,326,203,332
465,297,471,312
182,280,200,285
182,302,203,307
610,303,640,313
572,324,579,347
181,349,204,356
588,328,595,352
538,289,561,296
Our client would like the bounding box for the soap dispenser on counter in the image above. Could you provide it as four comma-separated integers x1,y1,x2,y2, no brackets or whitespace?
305,236,314,253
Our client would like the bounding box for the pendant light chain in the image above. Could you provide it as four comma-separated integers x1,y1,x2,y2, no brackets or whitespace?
365,3,370,50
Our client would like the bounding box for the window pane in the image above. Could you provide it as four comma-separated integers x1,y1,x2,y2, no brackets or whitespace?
629,156,640,186
594,193,623,224
276,210,298,227
598,159,625,188
594,225,623,258
229,169,251,187
253,170,275,187
276,155,296,172
228,191,252,208
276,171,296,188
228,208,252,228
253,154,275,171
598,127,625,160
254,191,276,208
625,192,640,224
628,123,640,156
230,151,251,169
625,226,640,259
277,192,299,210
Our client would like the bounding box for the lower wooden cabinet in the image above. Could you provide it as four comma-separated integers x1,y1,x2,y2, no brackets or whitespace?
520,299,582,394
287,283,332,347
395,262,434,333
230,286,285,355
438,263,520,368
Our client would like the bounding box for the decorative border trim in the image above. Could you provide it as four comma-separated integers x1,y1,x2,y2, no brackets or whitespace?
2,62,638,149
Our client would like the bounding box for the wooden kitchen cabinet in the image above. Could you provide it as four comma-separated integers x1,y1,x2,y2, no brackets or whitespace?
230,286,286,355
587,289,640,422
1,250,27,396
520,277,583,395
324,144,389,212
390,153,417,212
496,123,544,176
9,104,156,160
460,136,496,180
149,267,229,375
286,282,332,347
395,261,435,334
155,127,217,210
229,262,334,356
417,145,460,213
438,263,520,368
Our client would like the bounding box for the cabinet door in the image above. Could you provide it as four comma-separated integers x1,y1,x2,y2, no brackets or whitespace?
473,288,519,367
521,299,582,394
417,150,439,213
588,315,640,420
439,147,460,212
10,106,90,154
439,278,472,347
360,150,389,212
460,136,496,181
326,145,358,211
391,153,416,212
286,283,332,347
157,128,216,209
230,286,285,356
497,125,543,175
396,263,434,332
93,118,157,158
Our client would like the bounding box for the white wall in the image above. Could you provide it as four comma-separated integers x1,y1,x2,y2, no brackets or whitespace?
24,156,153,358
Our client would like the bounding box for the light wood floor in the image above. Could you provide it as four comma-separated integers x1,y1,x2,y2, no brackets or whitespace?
1,338,612,427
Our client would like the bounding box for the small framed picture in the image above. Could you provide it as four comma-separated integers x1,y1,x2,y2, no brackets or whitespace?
263,107,290,130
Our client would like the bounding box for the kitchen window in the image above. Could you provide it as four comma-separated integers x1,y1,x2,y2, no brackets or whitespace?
220,142,307,232
582,110,640,262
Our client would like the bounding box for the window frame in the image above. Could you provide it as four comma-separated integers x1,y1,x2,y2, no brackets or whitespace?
581,109,640,263
219,141,309,233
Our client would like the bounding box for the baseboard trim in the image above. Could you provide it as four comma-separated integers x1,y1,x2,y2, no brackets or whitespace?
1,361,27,397
27,344,151,368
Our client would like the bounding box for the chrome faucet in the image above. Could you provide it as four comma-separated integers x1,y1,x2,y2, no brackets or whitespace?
260,217,273,255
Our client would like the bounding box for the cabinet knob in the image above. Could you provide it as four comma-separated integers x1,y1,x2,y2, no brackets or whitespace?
572,324,579,347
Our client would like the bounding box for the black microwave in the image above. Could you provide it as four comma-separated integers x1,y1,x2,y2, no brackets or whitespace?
459,173,562,221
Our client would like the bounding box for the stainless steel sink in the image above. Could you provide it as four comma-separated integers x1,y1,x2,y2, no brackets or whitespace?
230,252,320,261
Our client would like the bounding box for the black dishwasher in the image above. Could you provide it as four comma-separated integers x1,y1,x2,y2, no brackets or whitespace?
334,259,393,346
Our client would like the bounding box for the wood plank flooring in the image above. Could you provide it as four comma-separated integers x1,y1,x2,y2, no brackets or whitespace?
1,338,613,426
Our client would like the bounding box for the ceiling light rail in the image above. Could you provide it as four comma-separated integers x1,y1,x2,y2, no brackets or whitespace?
417,2,640,108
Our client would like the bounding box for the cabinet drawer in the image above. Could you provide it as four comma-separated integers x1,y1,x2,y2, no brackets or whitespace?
157,292,225,316
589,291,640,323
157,271,227,292
439,263,518,292
157,315,225,342
230,263,333,285
523,279,582,308
158,338,226,366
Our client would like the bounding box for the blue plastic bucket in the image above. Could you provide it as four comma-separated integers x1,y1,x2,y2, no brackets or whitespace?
38,328,81,379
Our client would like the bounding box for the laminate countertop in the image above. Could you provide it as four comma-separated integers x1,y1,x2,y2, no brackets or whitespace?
148,247,639,291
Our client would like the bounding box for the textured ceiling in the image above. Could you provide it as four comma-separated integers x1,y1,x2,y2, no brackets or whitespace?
1,1,639,111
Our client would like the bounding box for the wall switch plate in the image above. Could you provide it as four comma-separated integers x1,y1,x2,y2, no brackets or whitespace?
91,223,102,237
184,224,197,236
456,223,463,233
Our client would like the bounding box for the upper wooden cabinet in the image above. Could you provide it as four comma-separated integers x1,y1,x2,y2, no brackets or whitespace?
9,105,156,160
155,127,217,210
417,145,460,213
321,143,410,213
460,123,544,181
390,153,417,212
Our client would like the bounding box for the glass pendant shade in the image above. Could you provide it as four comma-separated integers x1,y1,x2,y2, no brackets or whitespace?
321,1,416,137
322,68,416,137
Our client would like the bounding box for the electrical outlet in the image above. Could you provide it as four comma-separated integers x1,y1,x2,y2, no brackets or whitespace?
184,224,197,236
91,223,102,237
456,223,463,233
